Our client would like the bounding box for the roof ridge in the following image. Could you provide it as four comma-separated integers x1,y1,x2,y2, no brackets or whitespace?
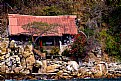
8,14,77,18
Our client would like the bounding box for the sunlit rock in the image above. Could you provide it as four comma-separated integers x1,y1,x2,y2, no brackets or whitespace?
67,61,79,71
41,60,47,73
20,68,30,74
0,64,8,73
14,66,23,73
21,45,35,72
10,40,17,49
46,64,58,73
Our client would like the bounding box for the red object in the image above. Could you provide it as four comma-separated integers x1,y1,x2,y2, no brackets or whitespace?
74,32,87,44
40,40,42,47
8,14,78,36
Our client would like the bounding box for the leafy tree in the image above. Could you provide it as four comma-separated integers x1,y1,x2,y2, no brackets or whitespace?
73,0,121,61
83,27,94,38
74,0,107,57
104,4,121,60
70,33,86,60
4,0,75,16
0,2,8,37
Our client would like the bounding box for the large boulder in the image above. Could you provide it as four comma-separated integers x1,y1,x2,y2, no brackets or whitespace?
0,42,8,55
0,64,8,73
41,60,47,73
46,64,58,73
21,45,35,73
9,40,16,49
26,54,35,71
14,66,23,73
94,71,103,78
67,61,79,71
21,54,35,73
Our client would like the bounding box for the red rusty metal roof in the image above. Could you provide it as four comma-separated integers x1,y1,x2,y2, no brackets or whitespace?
8,14,78,36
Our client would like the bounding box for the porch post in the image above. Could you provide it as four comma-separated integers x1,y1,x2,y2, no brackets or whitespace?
39,36,42,48
40,40,42,48
59,40,62,55
54,37,55,46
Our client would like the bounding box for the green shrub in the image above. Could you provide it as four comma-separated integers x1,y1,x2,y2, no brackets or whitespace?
62,49,70,57
50,46,60,55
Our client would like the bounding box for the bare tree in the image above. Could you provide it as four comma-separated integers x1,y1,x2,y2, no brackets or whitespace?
22,21,60,44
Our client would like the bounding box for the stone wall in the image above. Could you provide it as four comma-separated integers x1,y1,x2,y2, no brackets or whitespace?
0,38,36,73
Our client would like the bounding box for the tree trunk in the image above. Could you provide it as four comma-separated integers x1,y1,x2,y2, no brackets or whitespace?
31,36,34,43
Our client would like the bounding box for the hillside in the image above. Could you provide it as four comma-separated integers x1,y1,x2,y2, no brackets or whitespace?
1,0,121,61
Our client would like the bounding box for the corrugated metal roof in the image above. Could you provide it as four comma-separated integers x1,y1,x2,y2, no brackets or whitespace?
8,14,78,36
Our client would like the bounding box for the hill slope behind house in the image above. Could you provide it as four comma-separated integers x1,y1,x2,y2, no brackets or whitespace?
1,0,121,61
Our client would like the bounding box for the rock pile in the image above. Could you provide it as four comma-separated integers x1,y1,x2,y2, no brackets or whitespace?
0,37,121,80
44,60,80,79
0,38,35,73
